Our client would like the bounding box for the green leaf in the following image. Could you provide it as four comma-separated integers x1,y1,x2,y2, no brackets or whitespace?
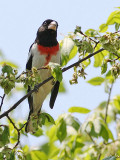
0,126,10,147
85,29,98,37
0,61,18,68
43,113,55,124
85,121,98,138
94,52,104,67
106,10,120,25
22,145,29,154
60,37,77,66
115,23,120,31
87,77,104,86
56,119,67,142
94,44,108,68
59,81,66,93
113,95,120,110
64,114,81,131
39,113,55,125
32,127,43,137
46,126,57,142
103,156,116,160
101,61,107,74
99,119,114,141
30,151,47,160
0,152,3,159
99,23,108,33
9,151,15,160
68,106,90,114
2,64,13,75
69,45,78,60
48,62,62,82
72,136,84,152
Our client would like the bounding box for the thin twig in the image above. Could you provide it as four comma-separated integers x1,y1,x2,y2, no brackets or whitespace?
16,66,48,79
0,94,5,111
0,124,8,127
105,139,120,145
79,30,99,44
104,83,114,123
112,52,120,59
6,115,20,148
85,131,96,145
0,48,104,119
62,48,104,72
19,122,27,131
97,153,101,160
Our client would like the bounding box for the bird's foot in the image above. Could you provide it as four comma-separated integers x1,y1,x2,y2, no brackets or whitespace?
34,85,39,93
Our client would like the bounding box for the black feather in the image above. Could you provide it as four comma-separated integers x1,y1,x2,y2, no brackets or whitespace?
26,54,33,70
25,48,34,131
49,81,60,109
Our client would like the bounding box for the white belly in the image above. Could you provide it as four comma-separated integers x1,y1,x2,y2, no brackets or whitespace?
30,43,60,114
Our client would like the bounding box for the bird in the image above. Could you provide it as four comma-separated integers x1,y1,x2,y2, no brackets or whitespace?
25,19,61,133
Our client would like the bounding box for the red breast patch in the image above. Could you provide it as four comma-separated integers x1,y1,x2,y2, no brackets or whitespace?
37,43,59,65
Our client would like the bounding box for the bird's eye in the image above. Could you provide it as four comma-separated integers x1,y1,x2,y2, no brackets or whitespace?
44,22,47,25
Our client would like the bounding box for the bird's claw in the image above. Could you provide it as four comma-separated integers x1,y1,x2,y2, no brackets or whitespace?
34,85,39,92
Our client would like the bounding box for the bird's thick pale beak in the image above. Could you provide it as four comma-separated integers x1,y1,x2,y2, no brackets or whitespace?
48,21,57,31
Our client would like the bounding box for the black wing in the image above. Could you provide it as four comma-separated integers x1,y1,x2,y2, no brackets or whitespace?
49,81,60,109
26,53,33,70
26,50,33,113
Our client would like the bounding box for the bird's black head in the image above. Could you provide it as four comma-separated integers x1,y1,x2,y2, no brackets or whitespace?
36,19,58,47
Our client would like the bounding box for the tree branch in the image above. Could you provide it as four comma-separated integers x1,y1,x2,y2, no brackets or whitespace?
0,48,104,119
0,94,5,111
104,83,114,123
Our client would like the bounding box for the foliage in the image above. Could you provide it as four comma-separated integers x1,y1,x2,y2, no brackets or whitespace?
0,8,120,160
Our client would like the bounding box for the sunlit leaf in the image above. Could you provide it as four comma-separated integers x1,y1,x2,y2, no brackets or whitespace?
56,119,67,142
30,150,47,160
87,77,104,85
94,44,108,67
22,145,29,154
68,106,90,114
101,61,107,74
94,52,104,67
0,61,18,68
99,23,108,33
59,81,66,93
106,10,120,25
85,29,98,37
113,95,120,110
48,62,62,82
32,127,43,137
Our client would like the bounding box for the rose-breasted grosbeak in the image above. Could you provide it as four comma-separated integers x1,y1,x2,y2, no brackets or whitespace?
25,19,60,133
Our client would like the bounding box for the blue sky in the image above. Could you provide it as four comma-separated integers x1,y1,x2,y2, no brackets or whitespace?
0,0,120,146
